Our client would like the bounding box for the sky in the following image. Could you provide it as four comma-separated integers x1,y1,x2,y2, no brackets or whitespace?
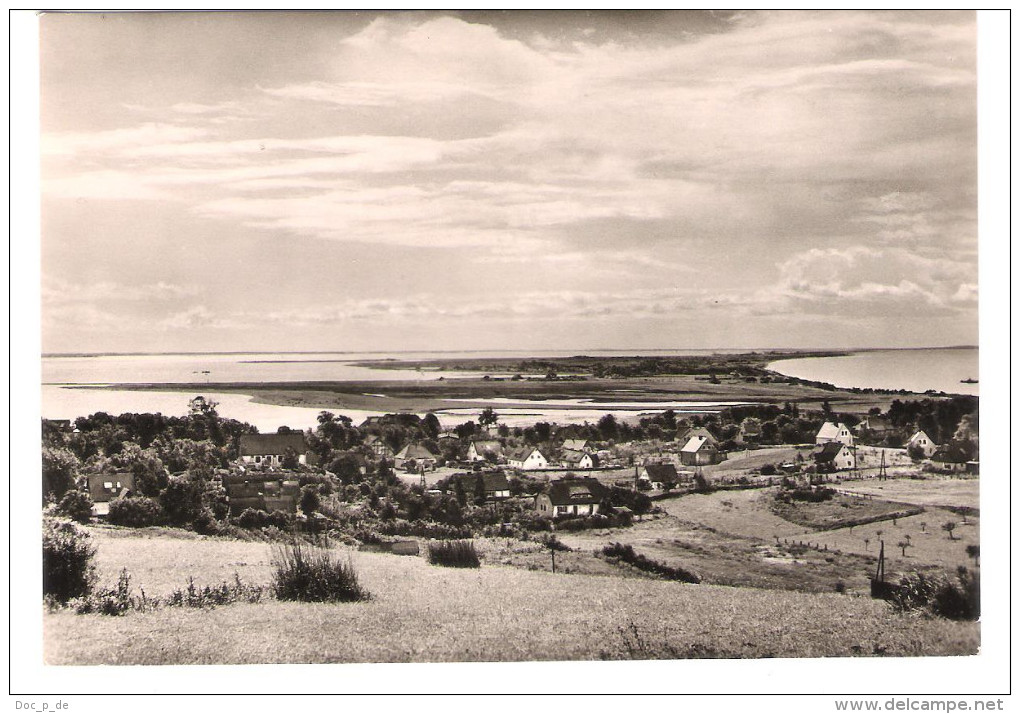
38,10,979,354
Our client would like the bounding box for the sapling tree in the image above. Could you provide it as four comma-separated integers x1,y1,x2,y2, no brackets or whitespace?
942,521,957,540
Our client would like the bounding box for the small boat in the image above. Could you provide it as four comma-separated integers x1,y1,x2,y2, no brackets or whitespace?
960,378,978,384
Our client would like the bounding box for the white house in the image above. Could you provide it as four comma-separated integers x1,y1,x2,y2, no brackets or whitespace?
905,430,938,458
535,478,604,518
679,436,721,466
507,447,549,470
638,463,681,490
560,448,598,469
813,441,856,471
468,440,503,462
815,421,855,447
238,433,308,468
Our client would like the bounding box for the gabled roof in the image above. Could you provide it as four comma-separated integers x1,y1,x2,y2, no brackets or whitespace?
813,441,847,463
680,435,716,454
470,440,503,454
395,442,439,460
679,427,717,444
562,439,590,451
858,415,892,431
545,478,605,506
239,433,306,456
508,446,542,461
642,463,679,482
931,444,969,464
906,430,934,446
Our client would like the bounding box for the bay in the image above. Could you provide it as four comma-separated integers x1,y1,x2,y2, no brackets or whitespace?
767,348,979,397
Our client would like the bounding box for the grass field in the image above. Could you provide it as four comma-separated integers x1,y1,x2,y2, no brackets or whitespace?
770,492,922,531
837,478,980,511
43,528,978,664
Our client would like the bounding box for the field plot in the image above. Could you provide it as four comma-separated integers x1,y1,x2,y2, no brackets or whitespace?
44,529,977,664
655,489,805,539
836,477,979,511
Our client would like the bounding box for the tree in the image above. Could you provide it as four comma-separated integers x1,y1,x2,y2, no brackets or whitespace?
965,544,980,566
281,446,300,470
422,413,441,439
454,477,468,507
597,414,619,442
42,447,81,504
300,485,321,516
897,541,911,557
478,408,499,428
473,475,487,506
57,490,94,524
942,521,958,540
159,475,205,526
920,521,927,533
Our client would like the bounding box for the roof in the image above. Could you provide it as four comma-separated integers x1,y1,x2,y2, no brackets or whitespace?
679,427,717,444
906,430,934,446
87,472,135,503
642,463,679,482
813,442,846,463
931,444,969,464
740,419,762,435
395,442,439,460
815,422,841,440
470,440,503,454
562,439,590,451
239,433,306,456
859,415,892,430
545,478,605,506
481,472,510,491
508,447,542,461
680,435,716,453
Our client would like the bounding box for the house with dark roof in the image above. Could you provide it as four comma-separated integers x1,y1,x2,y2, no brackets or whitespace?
561,439,592,452
238,433,308,468
855,415,893,435
88,472,135,517
364,435,395,460
930,443,970,472
678,427,717,446
467,439,503,463
222,472,301,515
535,478,606,518
638,462,681,489
452,472,511,501
507,447,548,470
560,448,598,469
680,435,721,466
813,441,855,472
394,442,439,471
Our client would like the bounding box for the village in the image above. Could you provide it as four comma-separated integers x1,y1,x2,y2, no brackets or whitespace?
44,385,980,592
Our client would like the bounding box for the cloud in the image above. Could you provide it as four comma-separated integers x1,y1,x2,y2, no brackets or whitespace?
773,246,978,315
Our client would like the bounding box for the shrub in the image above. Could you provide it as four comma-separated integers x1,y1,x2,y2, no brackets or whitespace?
42,517,96,602
272,543,369,603
71,570,264,614
72,568,136,615
234,508,294,531
889,568,979,620
427,540,481,568
108,496,163,527
191,508,220,535
159,476,205,526
602,542,700,584
57,489,94,524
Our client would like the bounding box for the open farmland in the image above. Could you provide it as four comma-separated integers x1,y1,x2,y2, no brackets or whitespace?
44,528,977,664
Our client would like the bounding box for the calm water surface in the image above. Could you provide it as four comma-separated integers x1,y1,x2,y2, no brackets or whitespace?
768,348,978,397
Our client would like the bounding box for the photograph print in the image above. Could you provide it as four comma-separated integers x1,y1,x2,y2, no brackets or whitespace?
28,9,998,688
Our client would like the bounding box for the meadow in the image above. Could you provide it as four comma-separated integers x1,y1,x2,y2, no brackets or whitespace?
44,527,978,665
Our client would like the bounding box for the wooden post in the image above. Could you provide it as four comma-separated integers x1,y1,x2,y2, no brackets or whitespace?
551,548,556,574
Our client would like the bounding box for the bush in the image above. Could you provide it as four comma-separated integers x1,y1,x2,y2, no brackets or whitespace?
602,542,700,584
42,517,96,602
71,570,264,614
108,496,163,527
776,487,835,504
427,540,481,568
889,568,979,620
233,508,294,531
159,476,205,526
272,543,369,603
57,490,94,524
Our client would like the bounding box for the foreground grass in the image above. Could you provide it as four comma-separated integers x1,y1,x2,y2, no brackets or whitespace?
44,529,977,664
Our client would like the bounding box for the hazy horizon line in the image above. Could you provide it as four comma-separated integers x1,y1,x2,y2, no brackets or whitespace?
42,345,979,358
